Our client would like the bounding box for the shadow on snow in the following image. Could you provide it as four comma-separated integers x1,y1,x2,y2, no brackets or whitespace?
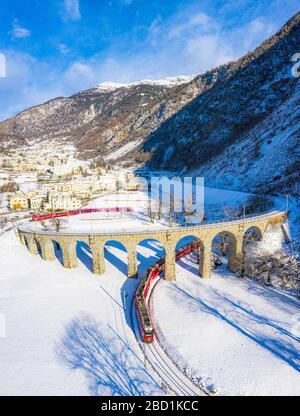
170,283,300,372
55,314,161,396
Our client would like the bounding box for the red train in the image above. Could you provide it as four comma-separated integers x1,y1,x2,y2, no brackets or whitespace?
135,240,202,343
32,207,134,221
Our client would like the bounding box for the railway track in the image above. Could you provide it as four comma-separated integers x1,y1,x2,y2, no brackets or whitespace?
130,289,208,396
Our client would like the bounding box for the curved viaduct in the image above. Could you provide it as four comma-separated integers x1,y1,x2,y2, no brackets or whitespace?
17,211,287,280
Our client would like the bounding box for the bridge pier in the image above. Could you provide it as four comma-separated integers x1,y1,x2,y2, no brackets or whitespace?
165,246,176,281
26,236,39,255
18,231,26,245
61,243,78,269
228,235,244,273
90,242,105,275
199,244,211,278
39,240,55,261
128,246,138,278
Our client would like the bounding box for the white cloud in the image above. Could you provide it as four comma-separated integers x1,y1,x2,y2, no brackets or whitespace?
0,50,64,120
9,19,31,39
243,17,275,50
64,0,81,21
64,62,96,89
168,12,212,39
185,34,235,70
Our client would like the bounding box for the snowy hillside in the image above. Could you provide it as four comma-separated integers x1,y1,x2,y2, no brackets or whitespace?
143,12,300,201
194,78,300,198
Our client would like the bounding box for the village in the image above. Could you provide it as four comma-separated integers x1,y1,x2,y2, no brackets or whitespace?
0,141,143,221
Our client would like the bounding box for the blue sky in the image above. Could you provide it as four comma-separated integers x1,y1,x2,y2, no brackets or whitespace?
0,0,299,121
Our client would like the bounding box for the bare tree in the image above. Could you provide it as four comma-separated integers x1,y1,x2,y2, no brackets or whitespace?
147,200,155,223
157,199,162,221
50,218,68,232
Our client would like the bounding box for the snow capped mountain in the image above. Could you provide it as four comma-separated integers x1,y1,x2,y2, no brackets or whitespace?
96,76,194,92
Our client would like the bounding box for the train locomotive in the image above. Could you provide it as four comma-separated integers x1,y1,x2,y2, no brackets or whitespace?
135,240,202,343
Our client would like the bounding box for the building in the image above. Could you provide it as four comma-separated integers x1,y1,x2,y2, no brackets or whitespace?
98,174,117,191
44,192,82,211
28,194,45,211
125,178,143,191
9,192,29,211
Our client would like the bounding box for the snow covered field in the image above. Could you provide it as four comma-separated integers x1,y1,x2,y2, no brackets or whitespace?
0,229,164,396
152,257,300,396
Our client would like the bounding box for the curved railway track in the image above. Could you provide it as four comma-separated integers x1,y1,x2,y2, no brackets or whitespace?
129,282,208,396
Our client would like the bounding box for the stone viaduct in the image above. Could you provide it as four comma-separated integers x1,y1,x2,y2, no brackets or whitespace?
17,211,287,280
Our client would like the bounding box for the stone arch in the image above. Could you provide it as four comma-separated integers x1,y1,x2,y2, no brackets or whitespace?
104,239,128,277
211,231,238,272
51,238,63,265
53,239,77,269
137,238,165,275
244,226,263,242
39,238,56,262
175,234,204,278
175,234,199,250
242,225,264,267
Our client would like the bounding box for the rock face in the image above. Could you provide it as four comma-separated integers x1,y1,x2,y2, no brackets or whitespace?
0,13,299,196
0,76,198,160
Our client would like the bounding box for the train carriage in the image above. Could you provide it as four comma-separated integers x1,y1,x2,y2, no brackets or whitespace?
32,207,134,221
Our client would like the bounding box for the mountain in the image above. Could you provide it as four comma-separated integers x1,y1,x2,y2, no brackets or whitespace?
0,12,299,198
142,12,300,198
0,75,199,160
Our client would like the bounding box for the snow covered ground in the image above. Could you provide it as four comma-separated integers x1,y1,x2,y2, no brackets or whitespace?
0,188,298,396
0,229,164,396
152,256,300,396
